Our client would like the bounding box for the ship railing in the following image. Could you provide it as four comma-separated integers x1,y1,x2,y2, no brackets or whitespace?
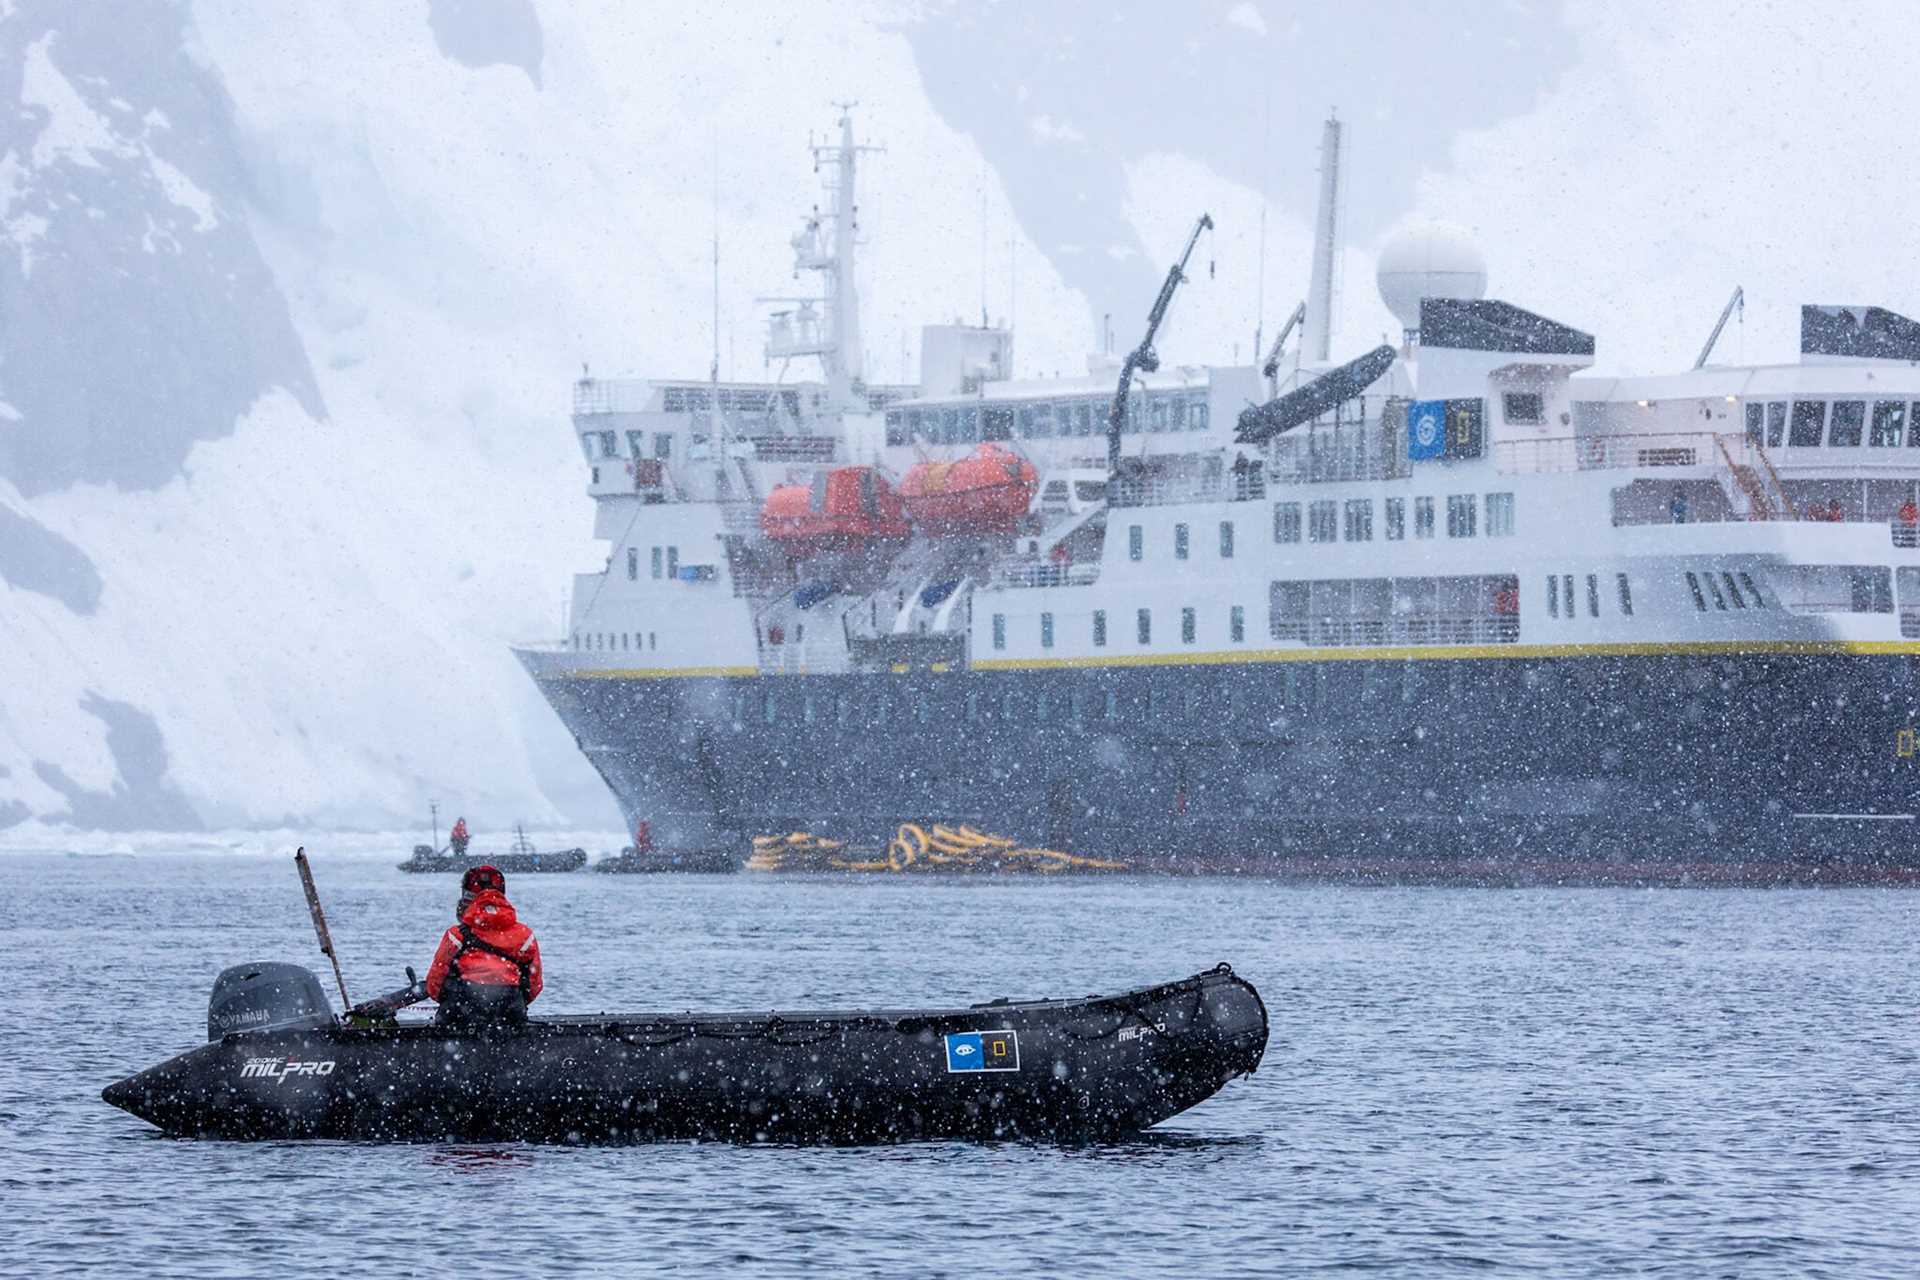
1269,616,1520,646
1264,434,1409,485
1108,471,1228,508
572,378,654,416
1893,524,1919,549
991,560,1101,590
1494,430,1737,475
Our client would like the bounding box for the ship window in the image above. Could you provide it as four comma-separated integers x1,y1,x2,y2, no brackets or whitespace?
627,548,638,580
651,547,663,579
1703,572,1728,610
1103,688,1119,719
1182,607,1196,644
763,691,779,725
1220,521,1235,558
1274,502,1302,544
1770,565,1893,613
982,407,1013,441
1151,398,1170,432
1871,400,1907,447
1738,571,1766,606
1745,403,1764,445
1171,399,1188,430
1137,608,1152,644
597,430,617,457
1446,494,1477,538
1684,571,1708,611
1343,499,1373,542
1129,525,1144,560
649,632,656,650
1384,497,1406,541
1230,605,1246,643
1041,612,1055,649
1486,492,1516,537
1789,400,1827,447
1093,610,1107,647
1547,575,1559,618
1586,574,1600,617
1192,400,1210,431
1308,500,1338,543
1270,574,1521,646
1503,392,1544,424
1414,496,1436,539
992,614,1006,650
1175,523,1190,560
571,632,579,650
1563,575,1576,619
1617,573,1634,616
959,407,978,441
1830,400,1866,447
886,412,907,446
1766,401,1788,447
667,547,679,579
1721,571,1747,608
655,433,674,460
1911,402,1920,447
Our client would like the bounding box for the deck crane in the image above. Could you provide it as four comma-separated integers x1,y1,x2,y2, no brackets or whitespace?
1106,213,1213,481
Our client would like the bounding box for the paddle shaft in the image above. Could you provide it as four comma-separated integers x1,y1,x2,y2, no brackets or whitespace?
294,847,352,1011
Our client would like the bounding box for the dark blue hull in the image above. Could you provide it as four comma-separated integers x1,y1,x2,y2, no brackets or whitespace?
522,652,1920,881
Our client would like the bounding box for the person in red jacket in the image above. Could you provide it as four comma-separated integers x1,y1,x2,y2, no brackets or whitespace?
448,817,470,858
426,864,543,1028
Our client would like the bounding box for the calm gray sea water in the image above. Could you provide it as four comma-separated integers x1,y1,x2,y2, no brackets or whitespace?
3,852,1918,1278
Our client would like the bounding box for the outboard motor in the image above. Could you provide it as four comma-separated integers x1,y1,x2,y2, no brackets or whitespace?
207,962,335,1042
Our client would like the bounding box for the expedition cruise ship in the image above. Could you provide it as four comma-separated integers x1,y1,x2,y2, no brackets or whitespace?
515,111,1920,879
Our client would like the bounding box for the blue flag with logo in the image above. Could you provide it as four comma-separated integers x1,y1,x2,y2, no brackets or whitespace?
1408,400,1446,460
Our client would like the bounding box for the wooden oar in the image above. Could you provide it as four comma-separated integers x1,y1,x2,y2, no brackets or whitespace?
294,846,352,1012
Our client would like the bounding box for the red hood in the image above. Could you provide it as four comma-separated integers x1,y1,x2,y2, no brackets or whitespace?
459,888,529,946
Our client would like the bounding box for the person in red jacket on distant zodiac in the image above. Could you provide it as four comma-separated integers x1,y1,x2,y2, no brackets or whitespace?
426,864,543,1028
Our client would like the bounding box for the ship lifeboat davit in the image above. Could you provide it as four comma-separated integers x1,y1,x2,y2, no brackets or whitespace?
899,443,1038,535
760,467,910,557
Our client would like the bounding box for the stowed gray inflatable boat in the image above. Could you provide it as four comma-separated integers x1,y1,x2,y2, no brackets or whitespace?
103,963,1267,1143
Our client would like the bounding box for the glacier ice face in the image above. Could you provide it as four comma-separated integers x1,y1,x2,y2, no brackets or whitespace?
0,1,323,499
427,0,543,89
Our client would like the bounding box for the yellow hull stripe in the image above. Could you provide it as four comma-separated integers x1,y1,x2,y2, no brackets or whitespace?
974,640,1920,669
564,665,759,680
552,640,1920,681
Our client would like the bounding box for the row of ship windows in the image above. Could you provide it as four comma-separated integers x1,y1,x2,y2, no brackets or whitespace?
993,607,1246,650
726,662,1633,729
574,631,659,652
1273,493,1515,545
1545,573,1636,619
1679,570,1770,614
884,395,1209,447
583,430,676,462
625,546,681,580
1746,399,1920,449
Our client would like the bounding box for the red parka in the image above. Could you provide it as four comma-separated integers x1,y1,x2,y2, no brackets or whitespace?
426,888,543,1003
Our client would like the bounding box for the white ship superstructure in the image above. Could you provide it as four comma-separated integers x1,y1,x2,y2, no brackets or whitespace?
516,112,1920,879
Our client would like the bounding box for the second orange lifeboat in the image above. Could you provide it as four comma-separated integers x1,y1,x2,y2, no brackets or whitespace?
898,443,1038,535
760,466,910,557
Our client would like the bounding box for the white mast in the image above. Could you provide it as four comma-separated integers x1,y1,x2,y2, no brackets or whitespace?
1300,112,1343,368
762,104,878,417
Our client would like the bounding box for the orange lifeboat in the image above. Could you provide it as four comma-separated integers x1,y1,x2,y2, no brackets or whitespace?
760,466,910,557
898,443,1038,535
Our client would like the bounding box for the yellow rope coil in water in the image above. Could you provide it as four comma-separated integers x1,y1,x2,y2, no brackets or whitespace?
751,823,1127,873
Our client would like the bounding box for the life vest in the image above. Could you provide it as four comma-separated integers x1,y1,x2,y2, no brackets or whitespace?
447,924,533,1000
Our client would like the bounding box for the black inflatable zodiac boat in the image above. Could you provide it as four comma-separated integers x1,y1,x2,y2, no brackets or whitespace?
102,963,1267,1143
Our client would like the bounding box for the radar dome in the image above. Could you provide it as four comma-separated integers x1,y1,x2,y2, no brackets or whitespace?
1376,223,1488,331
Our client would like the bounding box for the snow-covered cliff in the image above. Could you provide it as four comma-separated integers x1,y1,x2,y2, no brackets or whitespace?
0,0,1091,834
